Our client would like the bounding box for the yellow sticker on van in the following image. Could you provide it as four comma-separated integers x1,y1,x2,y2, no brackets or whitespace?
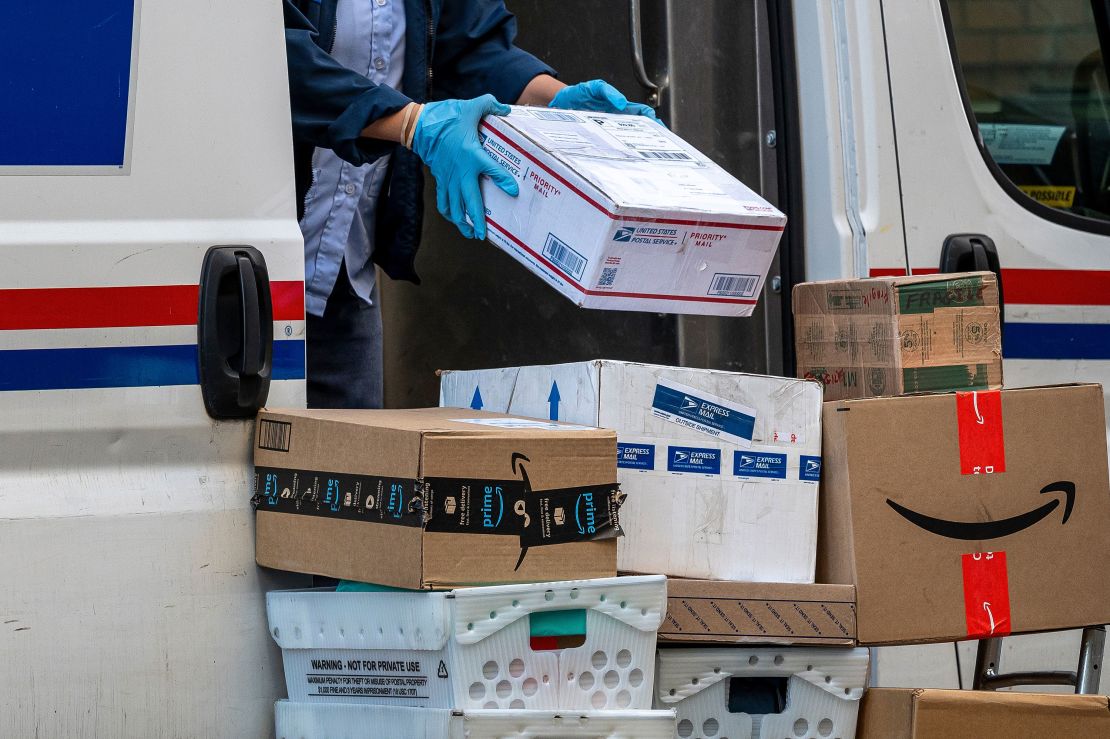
1019,185,1076,208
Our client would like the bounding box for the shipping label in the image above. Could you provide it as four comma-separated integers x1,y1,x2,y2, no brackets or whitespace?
667,446,721,475
651,380,757,446
617,442,656,471
733,451,787,480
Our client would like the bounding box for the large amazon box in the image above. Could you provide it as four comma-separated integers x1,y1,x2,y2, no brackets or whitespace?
477,106,786,316
440,361,823,582
794,271,1002,400
252,408,621,588
858,689,1110,739
819,384,1110,645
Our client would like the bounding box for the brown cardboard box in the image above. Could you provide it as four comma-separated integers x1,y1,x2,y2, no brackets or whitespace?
819,384,1110,645
659,579,856,645
252,407,621,588
793,271,1002,400
858,689,1110,738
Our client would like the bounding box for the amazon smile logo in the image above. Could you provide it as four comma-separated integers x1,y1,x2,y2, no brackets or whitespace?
887,481,1075,540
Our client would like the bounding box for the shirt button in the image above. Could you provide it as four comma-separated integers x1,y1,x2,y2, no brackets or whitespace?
344,184,357,195
373,57,386,70
376,0,386,5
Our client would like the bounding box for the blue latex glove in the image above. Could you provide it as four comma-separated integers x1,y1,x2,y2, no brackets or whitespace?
411,94,518,240
549,79,659,121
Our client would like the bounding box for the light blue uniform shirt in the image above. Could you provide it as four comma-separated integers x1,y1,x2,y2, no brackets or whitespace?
300,0,406,317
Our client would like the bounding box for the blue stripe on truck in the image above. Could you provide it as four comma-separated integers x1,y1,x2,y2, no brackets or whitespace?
1004,322,1110,360
0,340,305,391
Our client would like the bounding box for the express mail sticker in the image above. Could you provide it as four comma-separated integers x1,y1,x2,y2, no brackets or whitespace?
617,442,655,471
667,446,721,475
733,451,787,480
651,380,756,447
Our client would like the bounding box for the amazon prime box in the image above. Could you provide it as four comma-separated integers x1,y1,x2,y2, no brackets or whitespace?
252,407,620,588
440,361,823,582
818,384,1110,645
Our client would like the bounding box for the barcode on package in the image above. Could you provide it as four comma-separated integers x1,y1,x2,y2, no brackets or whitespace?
258,419,292,452
708,273,759,298
639,150,692,161
530,109,581,122
599,267,618,287
543,233,587,280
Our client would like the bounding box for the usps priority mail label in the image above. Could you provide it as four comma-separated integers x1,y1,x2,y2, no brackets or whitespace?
667,446,721,475
733,451,787,480
651,380,756,447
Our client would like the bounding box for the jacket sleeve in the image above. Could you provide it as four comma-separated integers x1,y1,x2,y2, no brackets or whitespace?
432,0,556,104
284,0,412,165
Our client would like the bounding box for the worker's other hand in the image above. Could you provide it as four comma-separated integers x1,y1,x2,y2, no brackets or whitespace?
549,79,659,121
411,95,518,240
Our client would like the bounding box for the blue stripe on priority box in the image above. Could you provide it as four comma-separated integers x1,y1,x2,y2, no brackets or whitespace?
617,442,656,470
733,451,787,480
651,380,757,446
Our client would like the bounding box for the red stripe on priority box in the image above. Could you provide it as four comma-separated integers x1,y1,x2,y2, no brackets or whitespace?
962,551,1011,638
956,390,1006,475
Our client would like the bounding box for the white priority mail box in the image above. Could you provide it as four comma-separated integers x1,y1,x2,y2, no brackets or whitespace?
440,360,823,582
477,106,786,316
275,703,678,739
267,576,666,710
655,646,869,739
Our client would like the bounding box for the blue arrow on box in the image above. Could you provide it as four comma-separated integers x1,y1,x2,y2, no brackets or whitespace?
548,381,561,421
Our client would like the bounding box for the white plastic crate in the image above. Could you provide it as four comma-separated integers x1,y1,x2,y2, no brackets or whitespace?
267,575,667,710
654,647,869,739
274,702,678,738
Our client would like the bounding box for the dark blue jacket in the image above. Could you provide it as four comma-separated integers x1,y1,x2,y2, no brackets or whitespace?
284,0,554,283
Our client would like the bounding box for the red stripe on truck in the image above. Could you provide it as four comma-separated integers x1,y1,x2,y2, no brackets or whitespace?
869,267,1110,306
0,281,305,330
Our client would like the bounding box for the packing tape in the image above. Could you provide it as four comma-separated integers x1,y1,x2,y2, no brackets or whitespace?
961,551,1011,638
956,390,1006,475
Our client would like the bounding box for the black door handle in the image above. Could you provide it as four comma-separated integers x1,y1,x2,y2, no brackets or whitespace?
198,246,273,419
237,255,263,377
940,233,1005,326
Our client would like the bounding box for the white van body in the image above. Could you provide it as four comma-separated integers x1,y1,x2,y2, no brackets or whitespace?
0,1,308,735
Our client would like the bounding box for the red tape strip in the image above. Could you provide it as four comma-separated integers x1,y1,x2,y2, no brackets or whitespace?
956,390,1006,474
962,551,1011,638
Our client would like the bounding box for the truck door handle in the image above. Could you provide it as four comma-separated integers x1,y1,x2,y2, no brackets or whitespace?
198,246,273,419
237,255,262,377
629,0,666,107
939,232,1005,326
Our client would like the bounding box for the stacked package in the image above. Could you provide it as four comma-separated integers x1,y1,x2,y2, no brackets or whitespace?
793,271,1110,737
251,407,675,737
440,361,870,739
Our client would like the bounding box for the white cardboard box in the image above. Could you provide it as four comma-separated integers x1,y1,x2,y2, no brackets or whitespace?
477,107,786,316
267,576,666,710
440,361,823,582
274,703,678,739
654,646,869,739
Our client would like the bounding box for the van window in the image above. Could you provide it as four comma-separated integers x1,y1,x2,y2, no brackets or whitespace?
946,0,1110,225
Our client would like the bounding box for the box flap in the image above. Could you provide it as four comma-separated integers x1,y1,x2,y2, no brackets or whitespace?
266,589,452,651
857,689,917,739
450,575,666,646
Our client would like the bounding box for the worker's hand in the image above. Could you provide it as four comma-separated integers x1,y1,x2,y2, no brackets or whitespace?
549,79,659,121
411,95,518,240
